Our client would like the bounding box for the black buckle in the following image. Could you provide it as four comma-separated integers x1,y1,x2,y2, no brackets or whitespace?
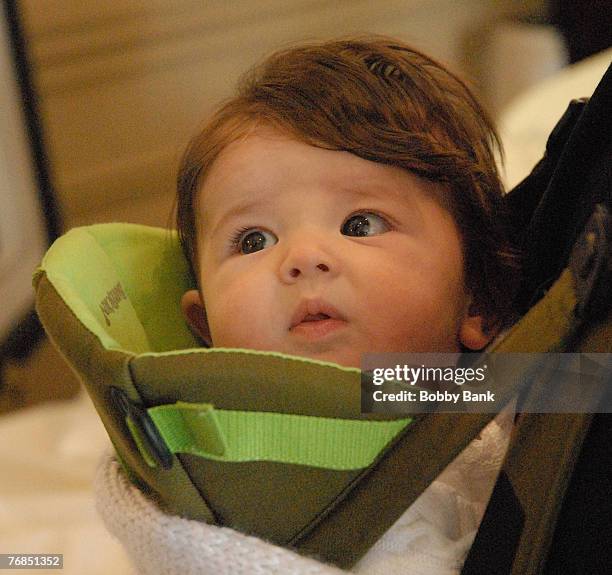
110,386,173,470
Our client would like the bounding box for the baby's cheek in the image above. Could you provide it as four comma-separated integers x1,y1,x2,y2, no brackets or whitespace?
367,280,459,351
207,281,271,348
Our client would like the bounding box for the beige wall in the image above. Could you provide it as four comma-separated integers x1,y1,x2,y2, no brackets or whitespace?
20,0,543,230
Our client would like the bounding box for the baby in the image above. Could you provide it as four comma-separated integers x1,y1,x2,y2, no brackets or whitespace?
176,37,518,366
99,37,520,575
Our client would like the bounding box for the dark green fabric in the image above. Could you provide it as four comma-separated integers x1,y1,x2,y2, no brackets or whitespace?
182,456,363,543
131,349,380,419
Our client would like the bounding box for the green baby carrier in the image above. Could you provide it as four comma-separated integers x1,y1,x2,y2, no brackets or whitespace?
34,64,611,573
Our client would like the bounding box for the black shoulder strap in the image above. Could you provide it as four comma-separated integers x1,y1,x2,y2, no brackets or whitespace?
462,63,612,575
508,63,612,314
462,315,611,575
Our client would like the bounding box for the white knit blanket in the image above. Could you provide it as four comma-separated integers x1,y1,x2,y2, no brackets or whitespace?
95,407,513,575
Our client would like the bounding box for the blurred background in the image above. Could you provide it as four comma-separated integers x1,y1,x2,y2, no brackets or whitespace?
0,0,610,412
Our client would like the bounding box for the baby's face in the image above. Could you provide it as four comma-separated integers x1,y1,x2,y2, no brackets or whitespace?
182,127,490,368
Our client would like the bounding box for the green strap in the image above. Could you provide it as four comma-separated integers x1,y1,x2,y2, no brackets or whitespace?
144,401,411,471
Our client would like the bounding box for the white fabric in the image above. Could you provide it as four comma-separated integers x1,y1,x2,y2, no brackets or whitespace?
95,407,514,575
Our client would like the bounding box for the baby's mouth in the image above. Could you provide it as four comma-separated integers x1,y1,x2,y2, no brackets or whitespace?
290,300,343,328
301,313,331,322
289,300,346,339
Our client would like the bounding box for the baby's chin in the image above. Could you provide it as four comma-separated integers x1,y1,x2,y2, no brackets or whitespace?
287,348,363,369
208,340,361,368
209,339,461,369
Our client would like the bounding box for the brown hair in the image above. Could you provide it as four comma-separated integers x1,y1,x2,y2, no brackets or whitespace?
177,36,519,323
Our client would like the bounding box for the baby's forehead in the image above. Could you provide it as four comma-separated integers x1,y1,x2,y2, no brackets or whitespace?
199,127,446,205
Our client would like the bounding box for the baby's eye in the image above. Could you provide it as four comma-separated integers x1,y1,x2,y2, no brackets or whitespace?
233,228,278,254
341,212,390,237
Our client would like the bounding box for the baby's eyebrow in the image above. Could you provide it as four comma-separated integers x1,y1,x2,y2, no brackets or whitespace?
208,186,377,234
205,198,266,239
337,183,418,208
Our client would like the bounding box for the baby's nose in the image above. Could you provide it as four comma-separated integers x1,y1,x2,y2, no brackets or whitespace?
287,262,330,278
279,243,335,283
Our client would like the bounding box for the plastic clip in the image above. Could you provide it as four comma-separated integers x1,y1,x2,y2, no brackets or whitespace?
110,386,173,470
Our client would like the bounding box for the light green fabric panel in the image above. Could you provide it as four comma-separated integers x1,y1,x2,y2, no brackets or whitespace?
36,223,199,354
85,224,198,351
36,226,151,353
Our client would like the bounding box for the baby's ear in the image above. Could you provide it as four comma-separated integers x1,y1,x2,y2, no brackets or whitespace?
181,290,212,347
458,303,497,351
